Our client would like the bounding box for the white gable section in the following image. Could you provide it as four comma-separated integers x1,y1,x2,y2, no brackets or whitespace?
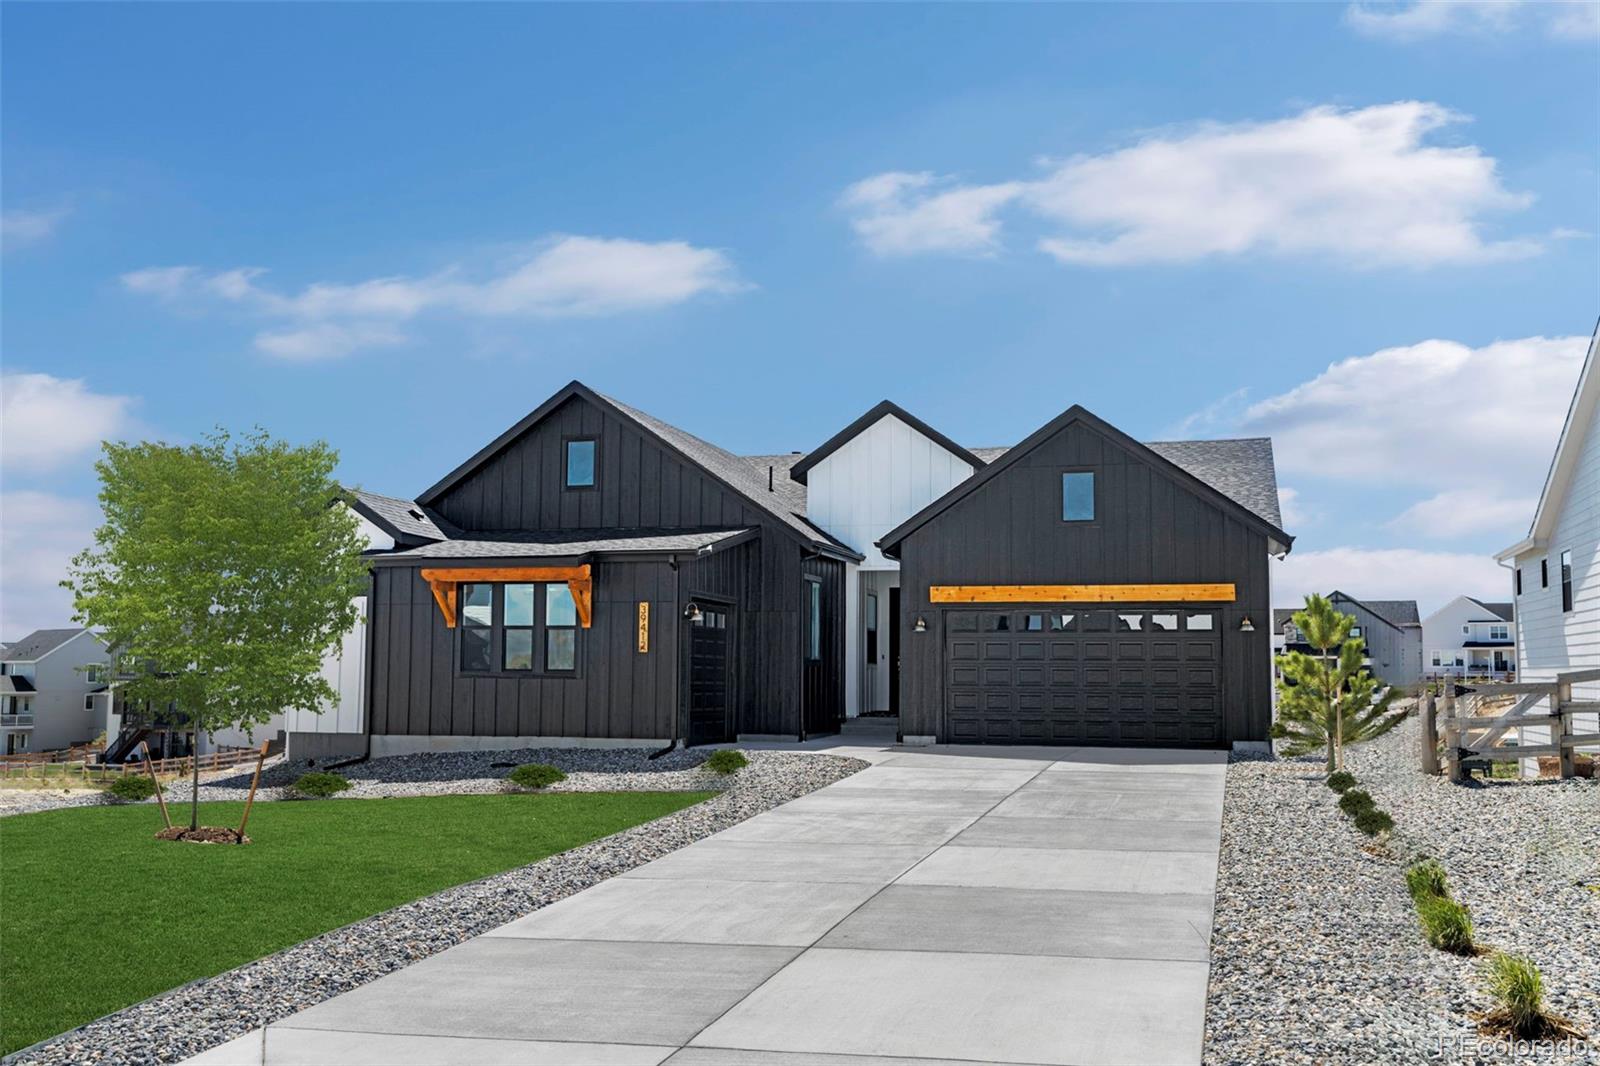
805,413,978,569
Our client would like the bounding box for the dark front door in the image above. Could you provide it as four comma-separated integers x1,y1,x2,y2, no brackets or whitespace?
687,604,731,747
801,576,838,737
888,586,902,714
944,607,1225,746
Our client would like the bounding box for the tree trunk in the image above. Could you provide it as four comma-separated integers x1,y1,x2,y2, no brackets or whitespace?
190,732,200,831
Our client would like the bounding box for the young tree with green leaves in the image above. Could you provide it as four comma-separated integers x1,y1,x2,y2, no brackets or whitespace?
1272,593,1406,772
65,429,369,832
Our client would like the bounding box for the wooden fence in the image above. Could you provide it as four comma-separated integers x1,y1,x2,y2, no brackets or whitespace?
1434,667,1600,782
0,741,107,767
0,745,262,783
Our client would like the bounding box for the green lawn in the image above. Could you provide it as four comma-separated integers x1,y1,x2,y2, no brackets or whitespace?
0,791,715,1054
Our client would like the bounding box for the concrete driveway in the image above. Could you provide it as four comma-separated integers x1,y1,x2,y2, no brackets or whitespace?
189,744,1226,1066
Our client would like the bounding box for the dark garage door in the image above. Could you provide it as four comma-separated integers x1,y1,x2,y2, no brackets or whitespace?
945,608,1224,745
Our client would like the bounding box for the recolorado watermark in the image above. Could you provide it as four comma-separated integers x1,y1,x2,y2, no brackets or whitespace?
1434,1033,1592,1059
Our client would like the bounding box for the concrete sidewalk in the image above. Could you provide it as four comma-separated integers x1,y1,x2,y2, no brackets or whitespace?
188,742,1226,1066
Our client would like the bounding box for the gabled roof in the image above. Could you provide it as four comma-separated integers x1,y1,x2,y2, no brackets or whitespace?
787,401,986,485
878,405,1293,558
1329,591,1420,630
415,381,861,562
369,527,757,564
1143,439,1284,530
345,488,457,545
1466,598,1514,623
1,628,93,663
1497,321,1599,560
1273,608,1298,631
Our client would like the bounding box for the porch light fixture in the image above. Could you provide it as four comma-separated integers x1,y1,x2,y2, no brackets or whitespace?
1239,616,1255,632
683,602,703,623
913,616,927,633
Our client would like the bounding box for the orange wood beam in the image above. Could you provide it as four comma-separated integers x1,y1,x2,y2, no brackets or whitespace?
929,583,1236,604
419,565,593,629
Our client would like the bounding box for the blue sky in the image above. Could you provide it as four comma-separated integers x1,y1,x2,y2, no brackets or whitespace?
3,1,1597,635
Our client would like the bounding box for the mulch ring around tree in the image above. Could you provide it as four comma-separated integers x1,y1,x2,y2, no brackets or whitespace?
155,826,250,845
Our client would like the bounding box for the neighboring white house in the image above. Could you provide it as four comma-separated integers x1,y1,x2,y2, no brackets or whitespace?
1421,596,1516,680
1495,322,1599,751
0,628,113,755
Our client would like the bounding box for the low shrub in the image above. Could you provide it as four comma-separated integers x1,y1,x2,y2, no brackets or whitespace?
1337,788,1376,816
1406,859,1450,903
1417,895,1476,954
107,775,158,802
1325,770,1357,793
291,771,352,799
506,763,567,791
703,749,748,775
1481,953,1545,1036
1353,808,1395,837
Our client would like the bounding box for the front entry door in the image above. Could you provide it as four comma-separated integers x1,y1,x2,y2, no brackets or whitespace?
687,604,731,747
889,587,901,714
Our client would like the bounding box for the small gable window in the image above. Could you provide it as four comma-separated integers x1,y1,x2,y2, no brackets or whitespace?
1561,549,1573,613
566,439,597,488
1062,472,1095,522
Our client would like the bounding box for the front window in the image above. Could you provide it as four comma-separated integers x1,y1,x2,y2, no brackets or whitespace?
1062,472,1095,522
865,593,878,663
566,439,596,488
460,581,580,674
1350,626,1362,638
1489,624,1509,641
805,579,822,660
1561,549,1573,613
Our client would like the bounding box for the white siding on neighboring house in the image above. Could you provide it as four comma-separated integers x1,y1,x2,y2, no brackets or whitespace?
805,414,977,569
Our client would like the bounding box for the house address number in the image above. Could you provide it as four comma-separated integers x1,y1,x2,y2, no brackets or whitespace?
637,601,649,653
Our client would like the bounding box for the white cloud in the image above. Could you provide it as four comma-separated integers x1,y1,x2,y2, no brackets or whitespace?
1272,547,1509,617
123,235,748,360
0,491,100,637
1346,1,1599,41
1386,488,1540,536
1236,335,1583,494
0,373,136,472
1277,487,1314,528
1,207,70,250
842,172,1024,256
843,102,1538,268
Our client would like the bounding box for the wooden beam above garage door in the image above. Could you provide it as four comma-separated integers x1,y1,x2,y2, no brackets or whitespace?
929,583,1236,604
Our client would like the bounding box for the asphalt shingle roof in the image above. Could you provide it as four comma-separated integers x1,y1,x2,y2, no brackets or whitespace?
377,528,755,561
1468,599,1515,622
346,488,457,542
1359,599,1421,627
2,628,88,662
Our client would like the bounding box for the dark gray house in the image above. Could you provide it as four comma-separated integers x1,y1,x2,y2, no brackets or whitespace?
1275,592,1423,689
305,384,1291,757
879,406,1291,747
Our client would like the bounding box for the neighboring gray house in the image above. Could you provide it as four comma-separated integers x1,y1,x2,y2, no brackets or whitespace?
1275,592,1423,690
0,628,113,755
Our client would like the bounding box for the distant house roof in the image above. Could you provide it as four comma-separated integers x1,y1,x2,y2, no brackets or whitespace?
369,528,758,564
0,675,36,694
1329,592,1420,630
787,400,987,485
1,628,92,662
345,488,457,545
1466,598,1515,623
1497,321,1598,560
1273,608,1297,631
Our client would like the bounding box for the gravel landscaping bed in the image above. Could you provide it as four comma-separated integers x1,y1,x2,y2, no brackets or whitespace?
1,746,734,819
7,748,865,1066
1206,718,1598,1065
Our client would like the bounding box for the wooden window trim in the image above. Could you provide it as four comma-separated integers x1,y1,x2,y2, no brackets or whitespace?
421,566,592,629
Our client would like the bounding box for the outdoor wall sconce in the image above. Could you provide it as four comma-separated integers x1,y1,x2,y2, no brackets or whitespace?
913,616,928,633
683,602,703,623
1238,615,1255,632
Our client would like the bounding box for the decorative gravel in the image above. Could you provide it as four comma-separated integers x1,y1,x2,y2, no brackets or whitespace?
1206,718,1599,1065
0,788,109,817
7,748,865,1066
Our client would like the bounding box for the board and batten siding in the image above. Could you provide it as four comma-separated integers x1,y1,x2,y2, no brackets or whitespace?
1513,397,1600,709
1332,597,1422,690
804,413,978,569
895,419,1273,744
